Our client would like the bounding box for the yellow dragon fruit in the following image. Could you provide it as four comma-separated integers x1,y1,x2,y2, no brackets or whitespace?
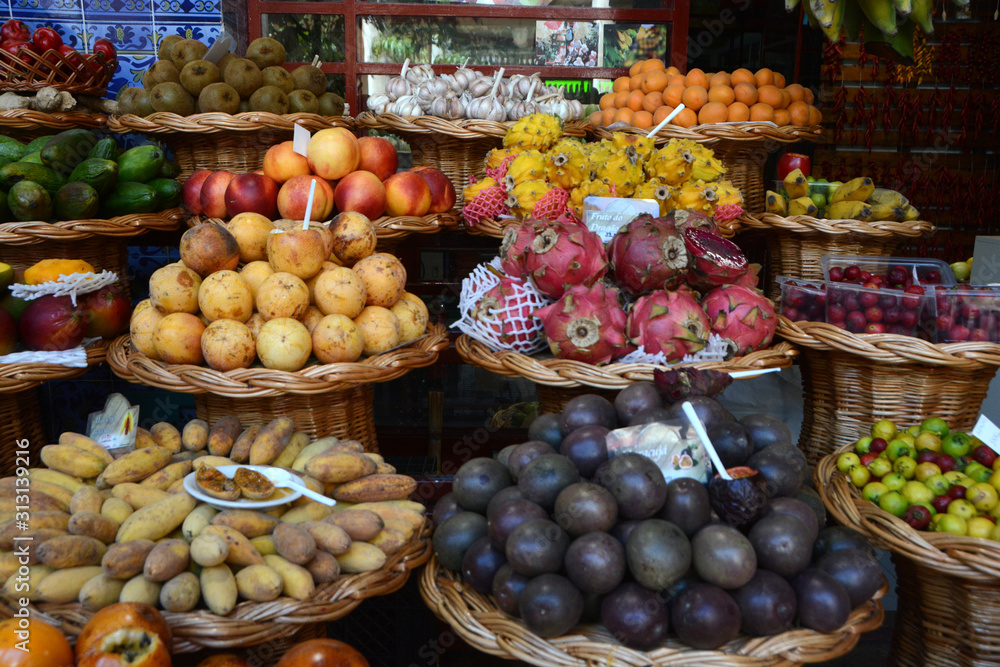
569,179,614,219
506,179,552,217
503,112,564,152
645,140,696,186
675,139,727,182
596,145,644,197
463,176,498,204
485,147,520,171
712,179,743,208
633,178,676,216
675,180,720,214
504,150,546,191
546,139,590,190
611,132,656,164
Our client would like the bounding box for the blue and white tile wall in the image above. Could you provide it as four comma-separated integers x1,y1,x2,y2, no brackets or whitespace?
5,0,223,96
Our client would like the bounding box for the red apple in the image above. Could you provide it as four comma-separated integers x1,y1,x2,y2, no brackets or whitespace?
199,170,236,219
182,169,213,214
225,173,279,219
902,504,932,530
383,172,431,217
357,136,398,182
0,307,16,354
971,444,998,468
277,175,335,221
19,295,86,351
410,166,456,214
931,494,952,514
81,285,131,338
334,170,386,220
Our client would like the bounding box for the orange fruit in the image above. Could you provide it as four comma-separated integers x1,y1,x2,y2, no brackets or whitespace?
626,90,646,112
672,107,699,128
600,107,617,127
804,87,815,104
681,85,708,111
614,107,635,124
785,83,806,103
0,618,74,667
632,110,654,129
642,91,664,114
642,70,669,94
698,101,728,124
613,76,631,93
653,105,675,125
773,72,786,88
668,74,687,87
640,58,665,73
709,71,732,88
629,62,643,77
665,66,681,77
757,84,783,108
749,102,774,122
773,108,791,126
613,90,629,109
685,68,709,89
787,100,810,126
779,89,791,109
808,105,823,125
727,102,750,121
731,68,755,85
708,85,735,106
599,92,616,110
662,84,685,107
589,110,604,127
733,82,758,106
754,68,774,87
629,73,644,91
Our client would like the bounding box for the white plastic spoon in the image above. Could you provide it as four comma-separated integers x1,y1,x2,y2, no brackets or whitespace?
681,401,732,480
264,468,337,506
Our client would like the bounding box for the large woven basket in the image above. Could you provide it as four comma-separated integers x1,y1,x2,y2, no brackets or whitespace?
464,212,744,240
195,386,378,453
738,214,935,301
0,48,115,95
817,443,1000,666
107,113,356,180
0,338,108,391
420,554,885,667
0,387,45,476
1,523,432,654
777,316,1000,466
0,208,183,246
591,123,825,217
0,110,106,134
186,211,459,243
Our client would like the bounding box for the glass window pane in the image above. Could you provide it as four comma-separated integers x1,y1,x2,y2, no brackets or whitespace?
262,14,344,64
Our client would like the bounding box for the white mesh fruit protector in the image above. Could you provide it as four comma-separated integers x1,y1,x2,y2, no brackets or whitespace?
617,333,732,365
11,270,118,306
453,258,551,355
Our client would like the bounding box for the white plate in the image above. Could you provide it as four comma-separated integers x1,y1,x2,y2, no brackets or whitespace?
183,464,306,510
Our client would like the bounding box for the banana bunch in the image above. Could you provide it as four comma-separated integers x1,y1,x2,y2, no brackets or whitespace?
766,170,920,222
793,0,939,45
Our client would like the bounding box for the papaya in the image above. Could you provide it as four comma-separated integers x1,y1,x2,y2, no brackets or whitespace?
100,182,159,217
147,178,181,208
117,145,165,184
68,158,119,196
0,162,64,194
53,182,99,220
159,161,181,179
87,137,118,161
0,136,27,164
8,181,52,222
24,259,95,284
40,129,99,176
25,136,53,152
19,152,43,165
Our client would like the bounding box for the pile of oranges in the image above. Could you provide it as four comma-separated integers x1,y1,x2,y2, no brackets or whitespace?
590,59,823,130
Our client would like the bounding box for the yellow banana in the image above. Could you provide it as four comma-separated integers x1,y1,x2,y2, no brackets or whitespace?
867,203,896,221
820,0,847,42
789,197,819,217
830,176,875,204
857,0,898,37
900,204,920,221
911,0,934,33
766,190,788,215
868,187,908,208
810,0,837,28
892,0,913,17
827,200,872,221
784,169,810,199
786,0,801,11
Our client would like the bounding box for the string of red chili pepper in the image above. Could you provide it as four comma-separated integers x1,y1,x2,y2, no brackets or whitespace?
833,85,847,143
991,95,1000,137
882,66,898,132
936,31,962,82
937,166,955,223
836,157,849,182
906,93,921,144
853,86,869,147
972,90,985,143
960,91,973,145
944,85,957,137
925,88,940,145
823,41,843,88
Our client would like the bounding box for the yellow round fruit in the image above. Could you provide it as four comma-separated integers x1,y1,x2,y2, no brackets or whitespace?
352,253,406,308
240,261,275,301
301,305,324,334
201,318,256,371
198,270,254,322
312,314,365,363
226,213,275,263
255,317,312,371
328,211,377,267
130,300,165,360
245,312,265,339
153,312,206,364
390,296,428,344
353,305,400,356
967,516,994,539
305,260,339,303
314,267,367,318
256,272,310,321
149,264,203,314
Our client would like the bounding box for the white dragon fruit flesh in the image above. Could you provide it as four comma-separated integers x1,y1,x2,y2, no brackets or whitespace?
626,289,710,361
701,284,777,358
522,220,608,299
534,282,630,364
608,213,688,296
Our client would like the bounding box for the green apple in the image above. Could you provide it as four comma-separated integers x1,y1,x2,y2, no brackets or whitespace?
901,480,935,505
872,419,899,441
951,261,971,282
967,482,999,512
893,456,918,479
941,432,972,458
848,465,871,488
867,457,893,479
906,425,921,438
882,472,907,491
934,513,968,536
897,433,916,447
837,452,862,473
862,481,890,504
855,437,873,455
964,461,993,484
921,417,950,439
989,522,1000,541
947,499,977,520
924,473,951,496
887,439,916,461
878,491,909,517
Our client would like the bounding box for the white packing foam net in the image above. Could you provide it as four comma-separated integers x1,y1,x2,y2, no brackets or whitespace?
11,271,118,306
617,333,732,365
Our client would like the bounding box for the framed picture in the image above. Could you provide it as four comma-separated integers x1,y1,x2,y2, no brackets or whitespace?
536,21,600,67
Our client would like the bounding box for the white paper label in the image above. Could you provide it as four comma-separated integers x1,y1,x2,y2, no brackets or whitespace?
203,36,232,65
293,124,310,157
87,393,139,457
583,197,660,243
972,414,1000,454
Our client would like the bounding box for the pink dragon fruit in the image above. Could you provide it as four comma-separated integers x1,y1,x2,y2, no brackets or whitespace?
534,282,630,364
626,289,710,361
669,209,720,236
522,220,608,299
499,220,542,278
463,186,510,227
531,187,571,221
684,226,749,292
701,284,777,358
470,275,543,350
608,215,688,296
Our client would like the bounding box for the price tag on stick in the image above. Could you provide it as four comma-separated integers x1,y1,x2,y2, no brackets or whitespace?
973,414,1000,454
203,35,233,65
293,124,310,157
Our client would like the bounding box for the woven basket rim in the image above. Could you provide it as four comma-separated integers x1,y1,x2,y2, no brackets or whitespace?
0,208,184,245
817,443,1000,581
0,109,106,130
456,334,797,390
776,316,1000,369
740,212,935,238
463,214,743,239
420,554,885,666
187,211,459,240
108,323,449,397
106,112,356,135
0,339,109,394
590,122,825,146
355,112,589,140
3,523,432,652
0,47,114,96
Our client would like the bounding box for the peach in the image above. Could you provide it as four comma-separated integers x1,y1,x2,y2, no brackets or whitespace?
277,175,335,222
357,136,398,182
224,173,279,219
262,141,311,184
411,166,456,214
306,127,360,181
353,252,406,307
182,169,213,214
383,172,431,217
201,319,256,371
179,224,240,277
199,171,236,219
353,306,400,356
255,317,312,371
266,228,328,279
226,212,274,263
312,314,364,364
153,312,206,365
328,212,377,267
333,171,386,220
197,270,253,322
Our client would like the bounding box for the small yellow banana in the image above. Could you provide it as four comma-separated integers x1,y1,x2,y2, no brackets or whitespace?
820,0,846,42
789,196,819,217
868,187,908,208
766,190,788,215
868,203,896,221
857,0,898,37
784,169,810,199
892,0,913,17
901,204,921,221
827,200,872,221
911,0,934,33
830,176,875,204
786,0,801,11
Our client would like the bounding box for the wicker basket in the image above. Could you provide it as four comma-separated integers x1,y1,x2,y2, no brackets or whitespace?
420,554,885,667
0,208,183,245
1,523,432,654
817,443,1000,666
777,316,1000,466
186,211,459,243
107,113,356,179
738,213,936,301
0,48,115,95
0,387,46,476
464,212,744,240
195,386,378,453
591,123,825,217
355,113,589,203
0,110,106,133
0,339,108,393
